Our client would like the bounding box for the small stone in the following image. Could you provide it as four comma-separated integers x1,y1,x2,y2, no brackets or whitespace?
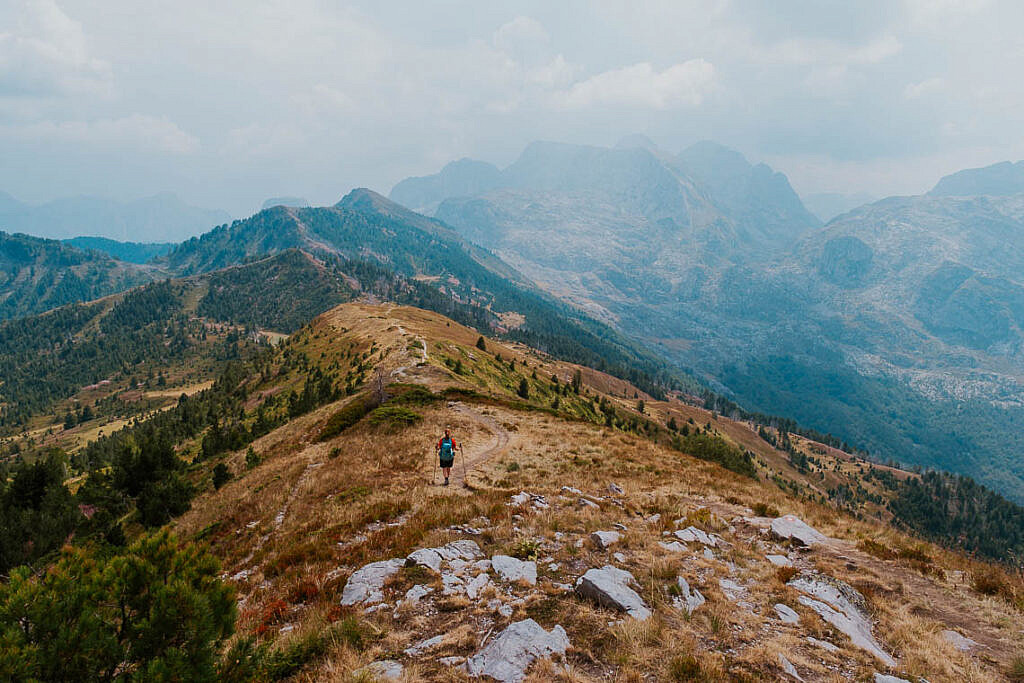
401,584,432,606
467,573,491,599
612,522,628,531
873,675,912,683
353,659,403,681
675,526,716,547
492,555,538,585
779,654,804,681
659,541,687,553
703,548,715,561
609,482,625,495
718,578,747,602
766,554,793,567
474,559,492,573
438,656,465,667
774,603,800,624
510,491,531,506
591,530,622,549
941,629,980,652
407,548,443,573
579,497,600,509
645,514,661,524
613,552,627,563
675,576,705,614
807,636,840,653
560,486,583,496
405,634,444,656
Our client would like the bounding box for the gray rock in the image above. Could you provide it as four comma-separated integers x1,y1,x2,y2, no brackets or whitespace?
703,548,715,561
766,554,793,567
774,603,800,624
438,655,466,666
405,634,444,656
873,675,912,683
575,565,651,620
779,653,804,681
353,659,403,680
807,636,840,652
613,552,627,563
789,572,896,667
467,573,492,599
658,541,687,553
675,526,717,547
340,558,405,607
402,584,432,605
718,578,747,602
771,515,827,547
560,486,583,496
442,572,466,595
591,530,622,549
438,540,485,562
492,555,537,585
465,618,570,682
645,513,661,524
675,576,705,614
941,629,980,652
407,548,443,573
609,482,625,495
579,497,600,509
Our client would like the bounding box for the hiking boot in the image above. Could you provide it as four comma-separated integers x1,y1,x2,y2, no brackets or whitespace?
444,477,449,486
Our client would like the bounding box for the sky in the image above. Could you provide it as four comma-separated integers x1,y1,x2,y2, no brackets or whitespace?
2,0,1023,216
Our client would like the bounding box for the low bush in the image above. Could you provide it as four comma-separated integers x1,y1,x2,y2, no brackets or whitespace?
367,405,423,431
318,397,372,441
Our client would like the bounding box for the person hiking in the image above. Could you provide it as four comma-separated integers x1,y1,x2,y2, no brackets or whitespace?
435,427,458,486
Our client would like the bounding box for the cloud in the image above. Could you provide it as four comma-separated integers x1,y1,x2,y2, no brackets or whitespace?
557,60,716,109
3,114,199,153
494,16,549,52
904,77,945,99
0,0,111,98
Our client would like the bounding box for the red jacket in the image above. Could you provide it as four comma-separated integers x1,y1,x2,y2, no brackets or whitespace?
437,436,458,450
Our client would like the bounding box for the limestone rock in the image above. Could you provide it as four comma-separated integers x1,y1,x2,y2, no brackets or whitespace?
774,603,800,624
788,572,896,667
941,629,980,652
675,526,717,547
405,634,444,656
591,530,622,549
873,675,911,683
465,618,570,682
779,653,804,681
492,555,537,585
340,559,405,607
674,576,705,614
766,554,793,567
467,573,492,599
609,482,625,495
658,541,687,553
771,515,827,547
353,659,403,680
575,565,651,620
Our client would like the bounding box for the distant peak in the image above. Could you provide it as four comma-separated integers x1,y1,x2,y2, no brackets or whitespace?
262,196,309,210
929,160,1024,197
614,134,661,153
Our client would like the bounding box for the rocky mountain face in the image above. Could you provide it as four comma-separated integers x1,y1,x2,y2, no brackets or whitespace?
930,160,1024,196
393,148,1024,501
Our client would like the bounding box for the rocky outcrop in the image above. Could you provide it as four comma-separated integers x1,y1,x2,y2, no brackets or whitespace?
353,659,403,680
575,565,651,620
492,555,537,586
788,572,896,666
674,576,705,614
340,558,405,607
590,530,622,549
465,618,570,682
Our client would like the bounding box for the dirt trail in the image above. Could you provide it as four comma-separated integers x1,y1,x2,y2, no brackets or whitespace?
428,402,511,489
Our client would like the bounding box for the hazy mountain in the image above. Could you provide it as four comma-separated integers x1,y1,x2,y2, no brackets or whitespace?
261,196,310,210
0,232,162,320
63,236,176,263
0,192,230,242
802,192,877,222
930,160,1024,196
389,158,503,213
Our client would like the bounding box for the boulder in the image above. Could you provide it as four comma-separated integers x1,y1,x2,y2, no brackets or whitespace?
941,629,980,652
766,554,792,567
575,565,651,620
788,572,896,666
591,530,622,549
352,659,403,680
465,618,570,682
658,541,687,553
401,584,432,605
771,515,827,547
467,573,492,599
492,555,537,585
873,676,911,683
340,558,405,607
675,576,705,614
406,548,443,573
774,603,800,624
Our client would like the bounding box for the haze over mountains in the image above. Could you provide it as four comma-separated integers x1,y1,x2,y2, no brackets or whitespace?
391,142,1024,500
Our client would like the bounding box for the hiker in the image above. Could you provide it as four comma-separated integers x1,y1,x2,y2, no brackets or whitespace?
436,427,458,486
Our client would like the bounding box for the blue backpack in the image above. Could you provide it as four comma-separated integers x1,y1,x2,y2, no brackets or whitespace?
440,437,454,460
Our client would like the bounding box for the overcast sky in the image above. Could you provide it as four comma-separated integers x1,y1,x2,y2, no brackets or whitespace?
2,0,1022,216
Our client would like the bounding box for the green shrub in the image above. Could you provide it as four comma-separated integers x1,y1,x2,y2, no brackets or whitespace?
318,398,371,441
212,463,231,490
367,405,423,431
386,384,439,406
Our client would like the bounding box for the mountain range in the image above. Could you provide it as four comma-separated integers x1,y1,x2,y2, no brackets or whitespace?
0,191,229,242
392,143,1024,501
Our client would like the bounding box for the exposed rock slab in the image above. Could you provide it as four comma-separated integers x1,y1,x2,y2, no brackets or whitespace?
942,629,980,652
575,565,651,620
674,576,705,614
789,572,896,667
353,659,403,680
771,515,827,547
675,526,717,547
465,618,569,682
405,634,444,656
779,653,804,681
340,558,405,607
774,603,800,624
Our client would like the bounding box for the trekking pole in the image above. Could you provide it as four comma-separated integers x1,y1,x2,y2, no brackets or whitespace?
460,444,468,487
431,448,438,485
